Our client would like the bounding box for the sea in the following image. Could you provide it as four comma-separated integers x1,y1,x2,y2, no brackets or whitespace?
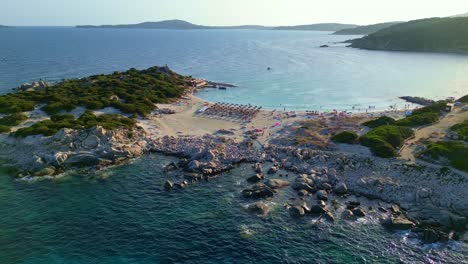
0,27,467,263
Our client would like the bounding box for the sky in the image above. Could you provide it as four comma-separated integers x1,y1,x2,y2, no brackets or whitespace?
1,0,467,26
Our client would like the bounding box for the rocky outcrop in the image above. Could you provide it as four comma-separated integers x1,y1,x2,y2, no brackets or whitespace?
0,126,148,176
247,202,270,215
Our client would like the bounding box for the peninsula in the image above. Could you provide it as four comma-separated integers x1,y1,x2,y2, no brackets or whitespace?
272,23,358,31
333,22,402,35
0,66,467,246
349,17,468,53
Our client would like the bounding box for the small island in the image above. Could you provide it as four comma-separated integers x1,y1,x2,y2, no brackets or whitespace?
0,66,467,246
272,23,358,31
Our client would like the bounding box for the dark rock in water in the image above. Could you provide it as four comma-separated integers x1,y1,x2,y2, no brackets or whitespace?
292,182,316,193
334,183,348,195
268,166,279,174
174,182,188,189
321,182,332,191
324,211,335,222
309,205,326,215
187,160,203,172
449,215,467,231
342,209,354,219
298,189,308,196
289,206,305,218
247,202,270,215
164,180,173,191
247,173,264,183
242,183,275,199
317,200,326,208
346,201,360,210
378,207,388,213
317,190,328,201
422,228,441,244
320,45,330,48
352,208,366,218
184,173,203,182
163,162,178,172
390,204,401,214
383,216,415,230
265,179,290,189
253,163,263,174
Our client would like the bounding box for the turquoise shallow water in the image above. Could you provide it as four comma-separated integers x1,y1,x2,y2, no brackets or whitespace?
0,27,467,111
0,154,466,263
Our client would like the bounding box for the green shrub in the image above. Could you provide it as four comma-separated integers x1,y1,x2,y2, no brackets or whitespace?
395,112,439,127
362,116,396,128
331,131,358,144
0,125,11,133
450,120,468,141
0,113,28,126
421,141,468,172
359,125,414,158
13,111,136,137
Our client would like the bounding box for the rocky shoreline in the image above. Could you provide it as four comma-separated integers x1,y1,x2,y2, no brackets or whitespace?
0,122,466,244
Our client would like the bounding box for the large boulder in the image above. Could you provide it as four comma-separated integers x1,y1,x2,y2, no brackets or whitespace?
82,135,100,149
247,174,264,183
292,182,316,193
317,190,329,201
242,184,275,199
164,180,173,191
352,208,366,218
267,166,279,174
33,167,56,177
334,183,348,195
247,202,270,215
265,179,290,189
289,206,305,218
64,152,100,166
309,205,327,215
187,160,203,172
382,216,415,230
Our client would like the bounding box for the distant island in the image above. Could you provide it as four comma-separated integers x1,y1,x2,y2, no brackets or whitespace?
272,23,358,31
349,17,468,53
333,22,402,35
77,19,270,30
0,25,13,28
77,20,361,32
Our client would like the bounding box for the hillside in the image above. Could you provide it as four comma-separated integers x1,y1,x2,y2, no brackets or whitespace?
350,17,468,53
77,19,270,30
272,23,358,31
333,22,402,35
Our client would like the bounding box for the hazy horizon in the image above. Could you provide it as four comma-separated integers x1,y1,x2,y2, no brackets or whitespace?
1,0,467,27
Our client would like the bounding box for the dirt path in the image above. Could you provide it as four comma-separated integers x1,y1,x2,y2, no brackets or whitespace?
399,108,468,161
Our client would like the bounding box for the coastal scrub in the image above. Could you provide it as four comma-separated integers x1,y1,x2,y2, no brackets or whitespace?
360,125,414,157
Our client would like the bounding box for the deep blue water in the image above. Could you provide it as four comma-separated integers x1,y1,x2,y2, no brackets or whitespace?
0,155,466,264
0,27,467,110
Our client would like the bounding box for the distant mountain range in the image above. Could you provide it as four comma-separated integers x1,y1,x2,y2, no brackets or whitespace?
349,17,468,53
451,12,468,17
333,22,402,35
271,23,358,31
77,19,270,30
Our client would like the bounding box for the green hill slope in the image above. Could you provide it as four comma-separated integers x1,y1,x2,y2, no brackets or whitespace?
350,17,468,53
333,22,402,35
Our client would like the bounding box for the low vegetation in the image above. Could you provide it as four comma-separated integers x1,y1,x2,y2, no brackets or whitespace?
0,113,28,127
359,125,414,157
14,111,135,137
362,116,396,128
420,141,468,172
331,131,358,144
451,120,468,141
0,66,189,116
